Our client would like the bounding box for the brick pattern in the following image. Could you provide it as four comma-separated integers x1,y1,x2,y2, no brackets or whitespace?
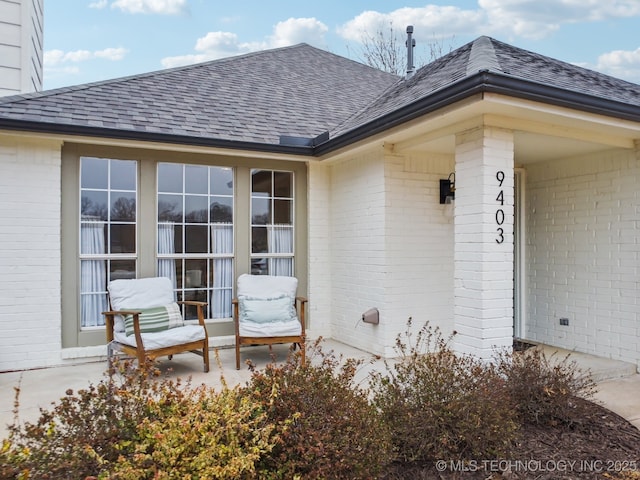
328,152,387,355
0,136,62,371
454,127,515,359
384,153,455,355
323,149,457,357
526,149,640,367
307,162,332,338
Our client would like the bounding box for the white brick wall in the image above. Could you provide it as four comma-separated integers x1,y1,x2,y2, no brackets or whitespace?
306,161,332,338
324,148,456,357
328,152,387,355
0,135,62,371
526,148,640,367
384,153,455,356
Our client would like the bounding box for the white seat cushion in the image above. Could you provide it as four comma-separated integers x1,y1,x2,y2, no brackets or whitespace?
239,319,302,337
114,324,206,350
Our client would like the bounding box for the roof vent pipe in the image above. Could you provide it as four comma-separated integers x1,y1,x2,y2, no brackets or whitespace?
406,25,416,79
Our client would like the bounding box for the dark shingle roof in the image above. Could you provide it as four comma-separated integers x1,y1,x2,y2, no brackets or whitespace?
330,36,640,140
1,36,639,155
0,43,399,147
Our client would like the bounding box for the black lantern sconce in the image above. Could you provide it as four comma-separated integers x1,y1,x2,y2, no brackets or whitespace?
439,172,455,204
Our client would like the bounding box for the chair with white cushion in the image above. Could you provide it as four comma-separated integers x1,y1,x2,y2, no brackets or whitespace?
232,274,307,369
103,277,209,372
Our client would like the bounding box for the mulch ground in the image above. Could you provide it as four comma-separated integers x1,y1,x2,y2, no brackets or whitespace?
381,397,640,479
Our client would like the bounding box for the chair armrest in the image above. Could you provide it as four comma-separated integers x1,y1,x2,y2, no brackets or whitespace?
177,301,207,327
178,300,207,307
296,296,308,304
102,310,145,350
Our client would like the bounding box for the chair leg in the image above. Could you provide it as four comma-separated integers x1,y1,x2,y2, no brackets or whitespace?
203,346,210,373
235,342,240,370
107,342,114,368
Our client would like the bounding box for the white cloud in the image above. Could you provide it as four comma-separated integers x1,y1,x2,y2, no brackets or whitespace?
161,17,328,69
595,47,640,83
479,0,640,39
44,47,128,66
338,6,483,42
89,0,108,8
268,17,328,48
337,1,640,44
110,0,188,15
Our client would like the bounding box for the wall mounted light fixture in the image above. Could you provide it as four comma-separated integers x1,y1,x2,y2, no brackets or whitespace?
439,172,455,204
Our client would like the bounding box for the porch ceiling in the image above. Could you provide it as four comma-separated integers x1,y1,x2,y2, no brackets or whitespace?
358,93,640,165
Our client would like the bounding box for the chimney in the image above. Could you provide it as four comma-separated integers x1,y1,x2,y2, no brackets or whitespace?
406,25,416,79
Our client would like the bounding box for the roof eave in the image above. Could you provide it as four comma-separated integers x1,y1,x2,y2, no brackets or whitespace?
1,71,638,158
314,71,640,156
0,119,316,156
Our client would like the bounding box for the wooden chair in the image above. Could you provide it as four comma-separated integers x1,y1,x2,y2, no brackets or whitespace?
103,277,209,372
232,274,307,369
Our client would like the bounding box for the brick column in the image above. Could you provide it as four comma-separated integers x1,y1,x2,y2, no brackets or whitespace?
453,126,514,360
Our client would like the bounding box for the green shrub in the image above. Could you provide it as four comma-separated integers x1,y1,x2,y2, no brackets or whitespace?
2,360,279,479
496,346,597,427
109,384,278,479
3,361,177,479
244,338,393,479
370,320,519,463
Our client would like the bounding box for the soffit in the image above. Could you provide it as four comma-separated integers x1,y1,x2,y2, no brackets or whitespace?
322,93,640,164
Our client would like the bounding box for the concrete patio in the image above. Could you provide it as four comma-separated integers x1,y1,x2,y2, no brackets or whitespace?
1,339,639,438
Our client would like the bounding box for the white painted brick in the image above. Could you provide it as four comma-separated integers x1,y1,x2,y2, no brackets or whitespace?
0,136,63,371
525,148,640,366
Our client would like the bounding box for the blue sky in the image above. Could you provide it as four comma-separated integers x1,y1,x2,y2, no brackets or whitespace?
43,0,640,90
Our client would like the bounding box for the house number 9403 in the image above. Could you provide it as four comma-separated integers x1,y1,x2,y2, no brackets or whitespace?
496,171,505,244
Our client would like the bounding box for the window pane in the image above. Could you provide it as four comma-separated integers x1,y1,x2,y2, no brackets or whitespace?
274,171,292,197
185,165,208,194
158,194,183,222
81,157,108,189
211,167,233,195
110,159,136,190
185,225,208,253
81,191,108,220
251,226,268,253
110,224,136,253
252,170,271,196
211,223,233,254
185,195,208,223
185,259,206,288
174,224,184,253
251,198,270,225
80,222,106,255
110,260,136,280
111,192,136,222
210,196,233,223
158,163,183,193
274,199,292,224
251,258,268,275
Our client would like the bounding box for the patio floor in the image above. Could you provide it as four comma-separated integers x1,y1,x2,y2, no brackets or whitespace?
1,338,639,437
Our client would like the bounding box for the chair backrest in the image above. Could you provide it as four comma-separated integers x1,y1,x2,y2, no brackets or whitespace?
108,277,175,311
237,274,298,299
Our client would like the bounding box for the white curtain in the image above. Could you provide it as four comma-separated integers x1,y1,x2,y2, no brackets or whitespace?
158,224,177,299
211,223,233,318
80,222,107,327
268,224,293,277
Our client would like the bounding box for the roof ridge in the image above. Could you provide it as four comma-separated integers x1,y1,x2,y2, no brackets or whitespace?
466,36,502,75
